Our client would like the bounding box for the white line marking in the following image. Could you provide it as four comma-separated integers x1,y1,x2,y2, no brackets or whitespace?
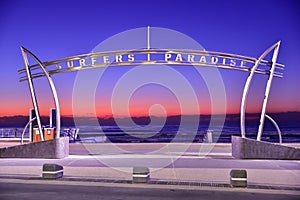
231,177,247,181
133,174,149,178
43,170,63,174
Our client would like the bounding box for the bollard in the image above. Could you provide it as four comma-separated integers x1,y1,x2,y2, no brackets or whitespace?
133,167,150,183
230,169,247,187
204,130,213,143
42,163,63,179
206,130,213,143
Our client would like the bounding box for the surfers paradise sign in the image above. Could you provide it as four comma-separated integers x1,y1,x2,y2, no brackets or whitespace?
19,48,283,81
18,27,284,145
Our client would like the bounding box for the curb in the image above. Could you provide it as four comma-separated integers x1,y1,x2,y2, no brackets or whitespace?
0,175,299,192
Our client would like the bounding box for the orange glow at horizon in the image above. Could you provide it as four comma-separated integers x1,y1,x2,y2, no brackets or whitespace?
1,94,298,117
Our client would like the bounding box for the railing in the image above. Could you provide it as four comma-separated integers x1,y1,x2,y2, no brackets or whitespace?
0,128,30,141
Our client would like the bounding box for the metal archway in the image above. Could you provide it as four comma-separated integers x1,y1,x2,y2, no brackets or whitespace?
19,38,284,143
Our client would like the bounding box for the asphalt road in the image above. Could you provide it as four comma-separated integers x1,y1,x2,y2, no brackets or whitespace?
0,181,299,200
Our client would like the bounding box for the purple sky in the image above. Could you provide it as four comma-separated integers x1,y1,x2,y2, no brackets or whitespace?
0,0,299,117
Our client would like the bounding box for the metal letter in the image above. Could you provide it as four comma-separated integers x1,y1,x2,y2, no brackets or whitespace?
188,54,194,62
165,53,172,61
175,54,183,62
79,58,86,66
115,55,123,63
199,56,206,63
230,59,236,66
103,56,109,63
211,56,218,64
128,54,135,62
91,56,97,65
67,61,74,68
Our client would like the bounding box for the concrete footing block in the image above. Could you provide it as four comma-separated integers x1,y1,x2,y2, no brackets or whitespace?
42,163,63,179
232,136,300,160
133,167,150,183
0,137,69,159
230,169,247,187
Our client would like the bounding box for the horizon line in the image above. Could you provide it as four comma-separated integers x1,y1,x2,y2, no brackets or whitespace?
1,111,299,118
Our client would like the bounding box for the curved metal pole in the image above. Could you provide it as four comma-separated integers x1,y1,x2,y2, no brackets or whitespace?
147,26,151,61
21,49,44,141
257,42,281,141
21,117,36,144
240,41,281,138
21,47,61,139
265,114,282,144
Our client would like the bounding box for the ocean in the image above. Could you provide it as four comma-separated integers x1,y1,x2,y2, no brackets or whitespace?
1,113,299,143
73,121,300,143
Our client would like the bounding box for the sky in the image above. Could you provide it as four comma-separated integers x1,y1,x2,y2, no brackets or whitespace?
0,0,299,118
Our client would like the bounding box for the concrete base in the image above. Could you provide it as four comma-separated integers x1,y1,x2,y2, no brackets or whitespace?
232,136,300,160
230,169,247,188
133,167,150,183
0,137,69,159
42,163,64,179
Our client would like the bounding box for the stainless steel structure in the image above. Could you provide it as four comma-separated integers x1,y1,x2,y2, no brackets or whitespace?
21,47,61,140
21,117,36,144
19,35,284,142
19,49,284,81
240,41,281,140
265,114,282,144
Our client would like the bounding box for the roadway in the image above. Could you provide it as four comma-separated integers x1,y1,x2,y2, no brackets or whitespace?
0,178,299,200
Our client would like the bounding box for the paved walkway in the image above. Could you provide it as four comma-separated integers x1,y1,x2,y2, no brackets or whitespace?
0,142,299,192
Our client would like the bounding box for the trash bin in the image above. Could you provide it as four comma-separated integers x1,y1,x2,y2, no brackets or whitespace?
33,128,42,142
44,127,55,141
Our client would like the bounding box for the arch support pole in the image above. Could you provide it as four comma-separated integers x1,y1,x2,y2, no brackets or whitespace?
21,117,36,144
257,42,281,141
240,60,259,138
21,47,61,139
21,48,44,141
265,114,282,144
240,41,281,139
